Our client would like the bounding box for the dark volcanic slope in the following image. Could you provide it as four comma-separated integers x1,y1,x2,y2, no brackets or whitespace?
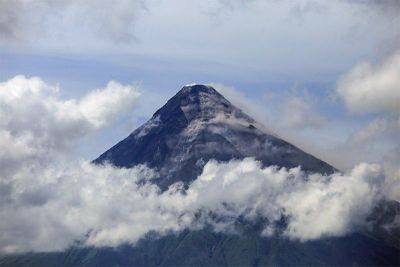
1,230,399,267
94,84,335,189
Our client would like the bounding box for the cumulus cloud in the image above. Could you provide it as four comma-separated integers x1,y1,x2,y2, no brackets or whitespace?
336,51,400,114
79,80,141,128
0,162,158,253
0,75,140,177
189,159,384,241
0,157,387,253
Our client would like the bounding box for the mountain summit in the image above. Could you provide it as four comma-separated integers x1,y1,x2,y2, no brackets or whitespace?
94,84,335,189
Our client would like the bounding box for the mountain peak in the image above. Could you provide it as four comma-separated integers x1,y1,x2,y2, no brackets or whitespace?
152,84,237,123
173,84,224,105
95,84,336,189
180,84,218,95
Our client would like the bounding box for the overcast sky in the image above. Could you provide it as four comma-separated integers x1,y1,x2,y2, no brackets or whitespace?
0,0,399,170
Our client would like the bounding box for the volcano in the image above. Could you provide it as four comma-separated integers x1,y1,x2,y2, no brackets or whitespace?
94,84,335,189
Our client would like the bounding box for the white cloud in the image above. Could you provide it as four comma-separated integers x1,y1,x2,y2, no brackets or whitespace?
0,75,140,177
0,157,387,253
336,51,400,114
0,75,143,253
189,159,383,241
278,163,382,240
79,80,141,128
0,162,159,253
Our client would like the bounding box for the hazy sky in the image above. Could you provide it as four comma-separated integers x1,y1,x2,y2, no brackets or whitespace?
0,0,399,169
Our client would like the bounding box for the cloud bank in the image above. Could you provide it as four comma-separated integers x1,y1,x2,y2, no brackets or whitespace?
0,157,386,254
0,75,394,254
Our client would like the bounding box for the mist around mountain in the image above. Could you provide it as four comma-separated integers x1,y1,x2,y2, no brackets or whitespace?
0,84,398,267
